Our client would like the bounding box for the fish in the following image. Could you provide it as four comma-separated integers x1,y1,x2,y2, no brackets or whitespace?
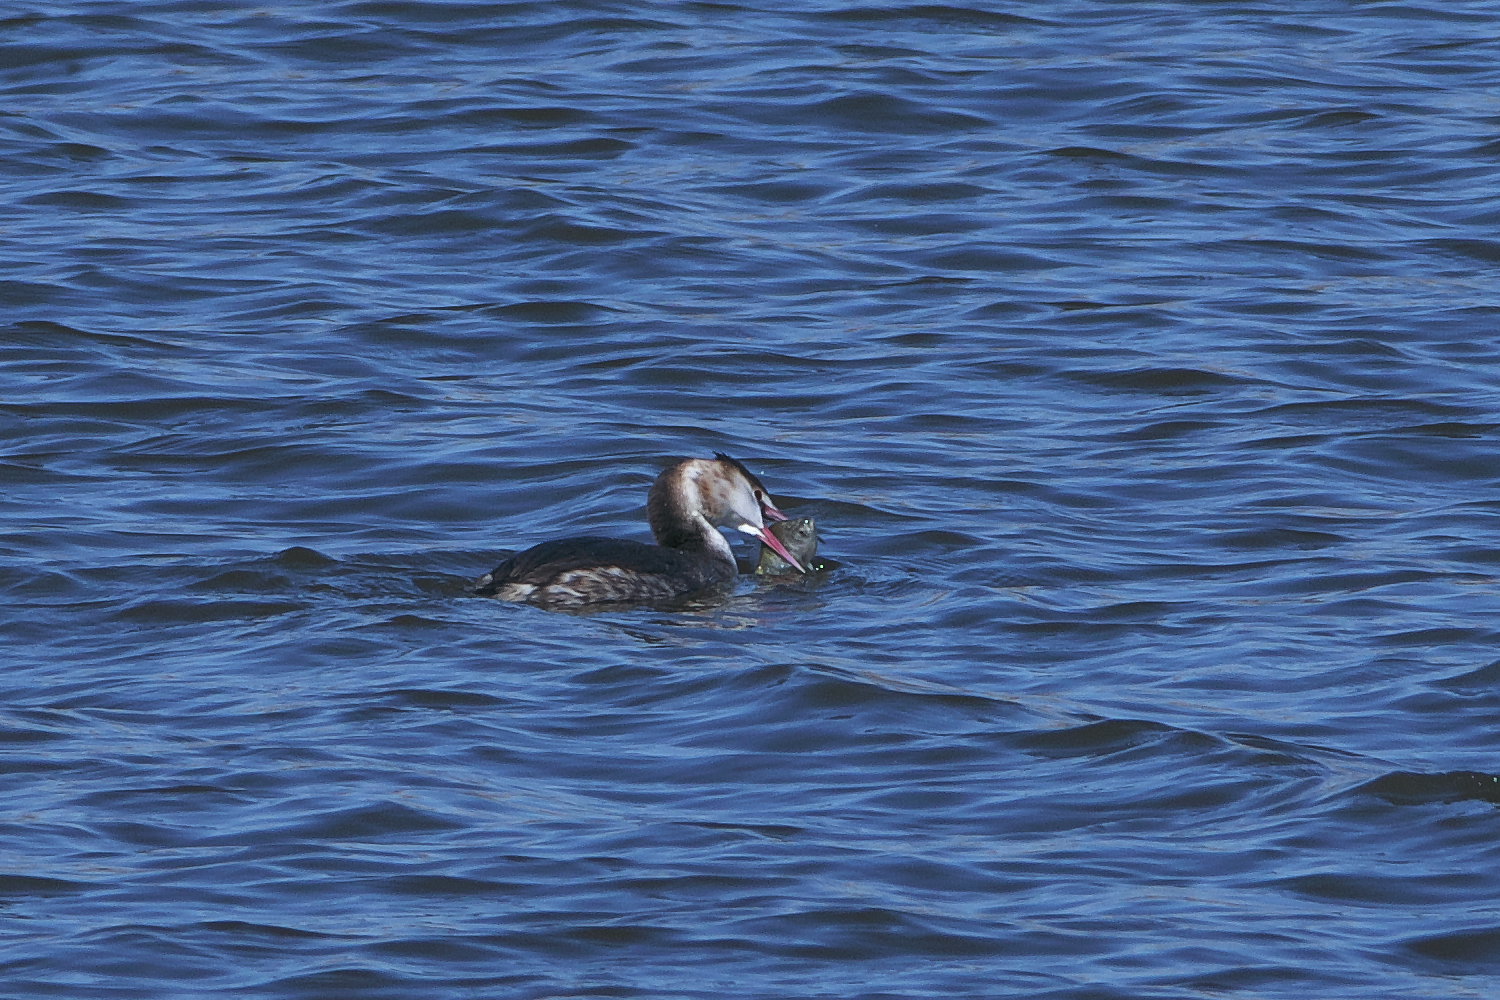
754,517,822,575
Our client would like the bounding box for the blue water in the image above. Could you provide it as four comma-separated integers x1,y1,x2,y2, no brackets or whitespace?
6,2,1500,997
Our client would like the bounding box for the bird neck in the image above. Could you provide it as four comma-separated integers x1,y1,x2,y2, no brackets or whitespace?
647,461,738,569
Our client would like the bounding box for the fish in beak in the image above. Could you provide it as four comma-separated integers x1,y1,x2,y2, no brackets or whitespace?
737,522,805,573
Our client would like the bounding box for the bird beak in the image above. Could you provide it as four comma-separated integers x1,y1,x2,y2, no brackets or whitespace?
760,499,789,522
738,522,806,573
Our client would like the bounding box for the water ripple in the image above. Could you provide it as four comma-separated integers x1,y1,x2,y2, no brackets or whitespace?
5,1,1500,997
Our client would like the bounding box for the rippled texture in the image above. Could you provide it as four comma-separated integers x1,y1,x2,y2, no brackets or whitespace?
6,1,1500,996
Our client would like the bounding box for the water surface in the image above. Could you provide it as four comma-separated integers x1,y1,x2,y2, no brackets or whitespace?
5,2,1500,997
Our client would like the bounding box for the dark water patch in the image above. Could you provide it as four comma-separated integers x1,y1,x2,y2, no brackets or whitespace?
704,178,844,205
358,687,513,713
0,722,70,745
253,968,418,998
1108,418,1220,441
1015,717,1183,759
730,905,1010,960
189,550,339,596
75,782,257,814
111,598,308,626
1399,420,1497,438
20,189,133,210
1374,625,1496,648
812,5,1050,30
849,179,993,203
1244,395,1480,431
0,873,95,896
1357,770,1500,806
1046,143,1246,179
1401,926,1500,971
1419,237,1500,264
804,92,992,134
278,801,467,841
380,873,520,898
478,135,635,159
1433,659,1500,691
0,279,70,307
913,243,1060,275
1215,526,1348,551
1066,365,1271,395
1293,108,1383,130
486,299,621,324
427,102,601,130
1276,869,1476,907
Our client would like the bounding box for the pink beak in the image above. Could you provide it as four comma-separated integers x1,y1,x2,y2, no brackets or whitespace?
760,499,789,523
755,524,806,573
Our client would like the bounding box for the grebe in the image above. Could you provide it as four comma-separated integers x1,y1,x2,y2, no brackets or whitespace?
475,453,805,606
